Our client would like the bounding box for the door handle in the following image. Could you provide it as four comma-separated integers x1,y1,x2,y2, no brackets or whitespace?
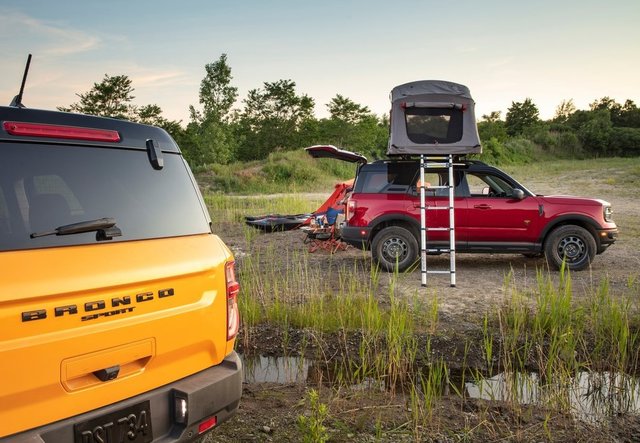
473,204,492,209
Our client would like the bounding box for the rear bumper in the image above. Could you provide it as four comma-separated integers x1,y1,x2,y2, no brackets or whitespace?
341,225,371,249
4,351,243,443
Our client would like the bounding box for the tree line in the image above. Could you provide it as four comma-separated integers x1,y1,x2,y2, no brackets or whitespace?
59,54,640,167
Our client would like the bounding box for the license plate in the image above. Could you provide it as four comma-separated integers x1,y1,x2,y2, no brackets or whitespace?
74,400,153,443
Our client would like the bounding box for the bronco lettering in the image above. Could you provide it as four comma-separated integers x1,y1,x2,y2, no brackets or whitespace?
20,289,174,322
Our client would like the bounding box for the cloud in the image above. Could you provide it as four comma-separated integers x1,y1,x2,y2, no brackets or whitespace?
0,11,100,57
131,71,189,88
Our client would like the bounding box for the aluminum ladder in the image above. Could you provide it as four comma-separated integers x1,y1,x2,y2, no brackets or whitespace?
418,154,457,287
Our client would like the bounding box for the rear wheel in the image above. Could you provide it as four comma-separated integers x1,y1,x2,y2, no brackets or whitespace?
371,226,418,272
544,225,596,271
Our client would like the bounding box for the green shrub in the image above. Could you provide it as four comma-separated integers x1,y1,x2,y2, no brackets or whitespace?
610,127,640,156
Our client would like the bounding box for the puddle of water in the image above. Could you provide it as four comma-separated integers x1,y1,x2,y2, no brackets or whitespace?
241,354,640,422
242,355,310,384
241,354,388,391
466,371,640,422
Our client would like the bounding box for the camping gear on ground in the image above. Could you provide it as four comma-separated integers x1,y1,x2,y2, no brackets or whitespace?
301,207,350,253
387,80,481,156
244,213,311,232
245,178,354,233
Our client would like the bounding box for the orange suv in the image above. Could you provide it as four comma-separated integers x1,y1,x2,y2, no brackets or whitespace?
0,106,242,442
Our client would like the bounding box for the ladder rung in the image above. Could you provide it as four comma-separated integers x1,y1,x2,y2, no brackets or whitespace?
422,160,466,166
419,155,456,286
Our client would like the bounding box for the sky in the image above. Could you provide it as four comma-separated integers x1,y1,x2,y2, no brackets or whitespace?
1,0,638,124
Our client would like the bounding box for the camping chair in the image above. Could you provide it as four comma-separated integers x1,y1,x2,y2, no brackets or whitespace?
301,208,350,254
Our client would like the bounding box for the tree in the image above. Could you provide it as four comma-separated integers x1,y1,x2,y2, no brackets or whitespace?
554,99,576,123
618,100,640,128
590,96,627,127
481,111,502,123
195,53,238,122
59,74,182,140
577,109,613,155
137,104,184,139
505,98,540,136
59,74,136,119
610,127,640,156
181,119,236,165
314,95,387,155
477,111,507,142
327,94,371,124
237,79,315,160
181,55,240,166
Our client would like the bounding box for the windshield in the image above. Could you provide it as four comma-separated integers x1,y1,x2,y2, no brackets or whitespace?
0,143,210,251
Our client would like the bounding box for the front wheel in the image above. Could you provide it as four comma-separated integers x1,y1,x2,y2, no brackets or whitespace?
371,226,418,272
544,225,596,271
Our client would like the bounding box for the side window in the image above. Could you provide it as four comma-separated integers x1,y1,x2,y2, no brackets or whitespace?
414,172,467,197
466,172,515,197
415,172,442,195
467,174,491,196
357,163,419,194
360,172,390,193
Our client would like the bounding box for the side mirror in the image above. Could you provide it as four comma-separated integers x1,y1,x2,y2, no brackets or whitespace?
512,188,525,200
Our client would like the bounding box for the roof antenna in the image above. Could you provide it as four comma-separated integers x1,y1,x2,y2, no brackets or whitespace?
10,54,32,108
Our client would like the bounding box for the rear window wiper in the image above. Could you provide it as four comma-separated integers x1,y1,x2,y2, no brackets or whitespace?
30,217,122,241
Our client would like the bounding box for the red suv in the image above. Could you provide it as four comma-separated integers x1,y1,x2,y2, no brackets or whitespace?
339,158,618,272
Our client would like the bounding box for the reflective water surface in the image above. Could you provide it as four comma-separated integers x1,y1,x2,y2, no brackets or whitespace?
241,354,640,422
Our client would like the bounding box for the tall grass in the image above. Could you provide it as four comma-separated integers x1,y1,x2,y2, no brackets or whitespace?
206,193,324,224
210,192,640,440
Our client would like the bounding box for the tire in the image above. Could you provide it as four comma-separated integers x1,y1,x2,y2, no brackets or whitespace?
371,226,419,272
544,225,596,271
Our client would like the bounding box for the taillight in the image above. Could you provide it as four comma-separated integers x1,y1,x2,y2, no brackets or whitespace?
3,121,121,142
347,199,356,220
225,261,240,340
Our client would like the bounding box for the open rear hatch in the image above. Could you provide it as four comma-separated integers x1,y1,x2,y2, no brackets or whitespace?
305,145,367,163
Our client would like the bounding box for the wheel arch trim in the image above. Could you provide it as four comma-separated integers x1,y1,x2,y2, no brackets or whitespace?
539,215,600,246
369,214,420,242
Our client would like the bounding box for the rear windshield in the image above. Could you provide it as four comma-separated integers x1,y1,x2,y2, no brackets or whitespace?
405,107,463,144
0,143,210,251
354,162,419,194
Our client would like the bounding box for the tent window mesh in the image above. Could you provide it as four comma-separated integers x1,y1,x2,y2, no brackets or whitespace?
404,107,463,144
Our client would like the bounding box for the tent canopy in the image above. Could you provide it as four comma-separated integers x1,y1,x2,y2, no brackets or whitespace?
387,80,482,156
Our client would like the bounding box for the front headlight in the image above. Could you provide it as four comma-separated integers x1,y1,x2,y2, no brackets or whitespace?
604,205,613,222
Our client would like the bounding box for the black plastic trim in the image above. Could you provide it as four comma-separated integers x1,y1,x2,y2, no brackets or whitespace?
3,352,242,443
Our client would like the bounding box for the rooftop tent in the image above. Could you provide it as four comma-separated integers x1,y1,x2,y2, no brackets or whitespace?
387,80,481,156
